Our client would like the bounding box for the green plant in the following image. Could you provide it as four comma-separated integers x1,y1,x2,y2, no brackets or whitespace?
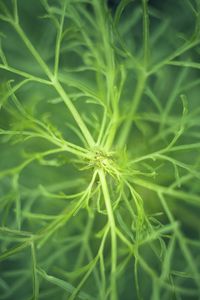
0,0,200,299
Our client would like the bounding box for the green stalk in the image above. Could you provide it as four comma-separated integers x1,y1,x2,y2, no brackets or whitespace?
54,0,67,78
31,242,39,300
142,0,150,67
104,111,119,150
98,169,118,300
14,24,53,79
53,80,95,147
12,23,95,148
117,0,149,148
117,72,146,148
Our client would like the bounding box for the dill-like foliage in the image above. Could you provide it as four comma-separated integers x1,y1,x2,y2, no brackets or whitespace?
0,0,200,299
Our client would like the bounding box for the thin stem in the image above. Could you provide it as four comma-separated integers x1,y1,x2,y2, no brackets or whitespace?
117,71,146,148
158,193,200,290
53,80,95,147
31,242,39,300
0,64,52,85
142,0,150,67
12,0,19,24
0,129,90,159
11,22,95,147
54,0,67,78
98,169,118,300
132,177,200,206
97,107,107,146
104,113,119,150
0,148,76,179
149,39,200,75
14,24,53,80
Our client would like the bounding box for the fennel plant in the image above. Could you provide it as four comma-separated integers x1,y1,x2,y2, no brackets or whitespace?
0,0,200,299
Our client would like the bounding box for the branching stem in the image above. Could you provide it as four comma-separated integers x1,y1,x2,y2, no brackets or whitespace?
12,22,95,147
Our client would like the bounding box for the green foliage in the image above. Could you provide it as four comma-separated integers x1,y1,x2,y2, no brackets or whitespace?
0,0,200,299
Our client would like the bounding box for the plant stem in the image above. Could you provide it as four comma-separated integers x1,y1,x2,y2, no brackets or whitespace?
54,0,67,78
142,0,150,67
117,71,146,148
14,24,53,79
148,40,200,75
53,80,95,147
116,0,148,149
13,22,95,148
98,169,118,300
31,242,39,300
104,112,119,150
158,193,200,290
0,64,52,85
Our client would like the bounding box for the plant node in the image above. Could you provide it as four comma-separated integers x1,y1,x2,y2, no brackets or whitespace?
87,148,120,179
